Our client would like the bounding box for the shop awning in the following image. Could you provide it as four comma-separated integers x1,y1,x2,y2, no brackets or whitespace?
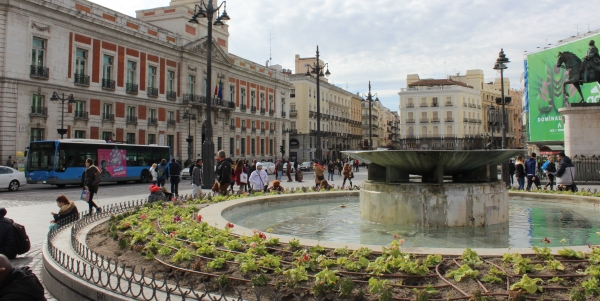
539,145,564,155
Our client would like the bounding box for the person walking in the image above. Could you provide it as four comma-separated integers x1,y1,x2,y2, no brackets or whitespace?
293,161,299,181
525,152,541,191
337,159,343,176
508,159,516,187
275,159,284,181
542,156,557,191
327,160,335,181
314,163,326,188
214,150,233,195
166,158,182,197
555,152,576,191
156,159,168,188
342,163,353,188
286,160,292,182
191,159,203,197
84,158,102,214
149,163,158,185
249,162,268,192
234,160,248,192
515,155,526,190
354,159,360,172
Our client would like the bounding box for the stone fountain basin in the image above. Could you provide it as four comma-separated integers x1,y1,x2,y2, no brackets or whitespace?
343,150,523,175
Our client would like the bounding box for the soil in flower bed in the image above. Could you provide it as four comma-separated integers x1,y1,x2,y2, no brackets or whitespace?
85,204,600,301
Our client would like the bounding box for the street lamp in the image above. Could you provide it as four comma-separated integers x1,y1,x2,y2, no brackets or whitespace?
361,81,379,150
487,105,497,149
188,0,230,188
50,91,75,139
493,48,510,149
305,46,330,163
183,110,197,165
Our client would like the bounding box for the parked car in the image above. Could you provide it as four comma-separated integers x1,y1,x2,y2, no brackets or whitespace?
0,167,26,191
261,162,276,175
181,165,192,180
299,162,313,171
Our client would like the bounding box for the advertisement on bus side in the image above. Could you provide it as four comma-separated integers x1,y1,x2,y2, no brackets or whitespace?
98,149,127,177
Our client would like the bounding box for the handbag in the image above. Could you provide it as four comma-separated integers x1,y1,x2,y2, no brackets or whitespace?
239,173,248,184
80,189,90,202
349,171,354,179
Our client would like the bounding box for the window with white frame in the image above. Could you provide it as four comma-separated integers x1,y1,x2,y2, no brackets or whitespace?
31,37,45,67
188,75,195,94
75,48,87,75
229,85,234,102
103,55,114,81
167,71,175,92
148,66,157,89
126,61,136,84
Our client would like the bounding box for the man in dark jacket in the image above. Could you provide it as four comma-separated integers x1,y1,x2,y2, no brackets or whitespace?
0,209,16,259
166,158,182,196
0,254,46,300
156,159,168,188
327,160,335,181
556,152,576,191
275,160,284,181
508,159,516,186
525,152,540,191
214,150,233,195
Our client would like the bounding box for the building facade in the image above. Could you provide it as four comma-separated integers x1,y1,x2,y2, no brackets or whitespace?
0,0,291,164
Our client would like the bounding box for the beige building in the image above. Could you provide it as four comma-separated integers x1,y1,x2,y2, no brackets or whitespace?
287,55,362,162
0,0,291,164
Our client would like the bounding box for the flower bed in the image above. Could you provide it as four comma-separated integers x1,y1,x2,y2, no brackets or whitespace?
95,189,600,301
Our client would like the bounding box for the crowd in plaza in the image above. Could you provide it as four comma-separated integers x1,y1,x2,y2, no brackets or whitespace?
510,152,576,192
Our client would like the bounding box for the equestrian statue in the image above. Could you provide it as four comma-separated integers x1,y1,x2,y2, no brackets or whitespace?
556,40,600,103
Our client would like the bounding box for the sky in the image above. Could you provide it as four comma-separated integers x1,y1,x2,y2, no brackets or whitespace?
93,0,600,111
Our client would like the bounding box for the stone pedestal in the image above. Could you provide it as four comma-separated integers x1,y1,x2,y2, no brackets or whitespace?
560,105,600,157
360,181,508,227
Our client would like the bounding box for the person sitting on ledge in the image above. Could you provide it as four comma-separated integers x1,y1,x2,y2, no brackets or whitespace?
269,180,284,193
148,184,167,203
51,195,79,225
0,254,46,300
160,187,174,201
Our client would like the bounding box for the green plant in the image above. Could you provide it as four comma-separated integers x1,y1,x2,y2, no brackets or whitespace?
545,259,565,271
513,255,543,275
481,274,503,284
265,237,279,246
548,276,564,284
240,258,259,274
158,246,172,256
462,248,483,266
446,264,479,282
172,247,194,263
510,274,543,294
334,246,351,256
257,254,281,268
367,256,391,275
312,268,339,296
288,238,301,249
585,265,600,279
207,257,226,270
558,248,585,259
309,244,326,254
339,278,355,297
224,239,244,251
489,266,507,277
216,274,229,288
532,245,554,260
118,237,130,249
251,274,269,287
413,288,430,301
316,255,337,268
283,265,309,288
423,254,442,266
502,252,519,263
582,277,600,296
368,277,392,301
569,286,586,301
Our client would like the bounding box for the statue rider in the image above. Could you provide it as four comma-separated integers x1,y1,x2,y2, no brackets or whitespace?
580,40,600,84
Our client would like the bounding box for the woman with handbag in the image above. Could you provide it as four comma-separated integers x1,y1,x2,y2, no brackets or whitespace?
234,160,248,192
342,163,353,188
84,158,102,215
249,162,268,193
313,163,326,188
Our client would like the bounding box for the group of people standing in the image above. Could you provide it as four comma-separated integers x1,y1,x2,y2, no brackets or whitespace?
313,159,355,189
511,152,576,191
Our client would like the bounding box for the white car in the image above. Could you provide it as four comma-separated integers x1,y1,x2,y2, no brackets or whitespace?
261,162,276,175
0,167,27,191
181,165,192,179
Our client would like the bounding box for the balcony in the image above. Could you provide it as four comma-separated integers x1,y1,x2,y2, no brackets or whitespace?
445,118,454,122
147,117,158,126
74,110,88,120
419,103,428,107
420,118,429,123
74,74,90,86
240,104,247,112
183,94,201,104
147,87,158,98
309,111,315,118
269,109,274,116
126,83,138,95
431,118,440,123
251,106,257,113
102,113,114,122
166,91,176,101
463,118,469,122
167,119,176,127
241,126,247,132
30,106,47,117
431,102,439,107
445,102,453,106
406,103,414,108
126,115,138,125
260,108,266,115
30,65,49,79
102,79,115,90
227,101,235,109
288,129,298,135
281,112,286,118
229,125,235,130
406,119,415,123
251,127,256,133
269,129,274,134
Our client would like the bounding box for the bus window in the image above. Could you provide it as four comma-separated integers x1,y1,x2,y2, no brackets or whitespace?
27,142,55,171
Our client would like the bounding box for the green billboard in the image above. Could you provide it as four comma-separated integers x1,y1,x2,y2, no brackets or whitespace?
526,33,600,142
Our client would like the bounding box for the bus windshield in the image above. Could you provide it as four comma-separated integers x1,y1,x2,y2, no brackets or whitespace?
27,142,56,171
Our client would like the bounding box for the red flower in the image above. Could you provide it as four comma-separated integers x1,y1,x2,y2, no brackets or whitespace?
303,254,309,262
226,222,234,229
540,238,551,244
173,216,182,223
170,231,177,238
197,215,203,222
259,232,267,240
139,214,147,220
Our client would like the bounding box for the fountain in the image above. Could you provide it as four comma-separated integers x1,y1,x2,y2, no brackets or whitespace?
343,150,523,227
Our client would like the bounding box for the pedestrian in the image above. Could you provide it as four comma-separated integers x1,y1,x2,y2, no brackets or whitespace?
234,160,248,192
156,159,168,188
249,162,268,193
354,159,360,172
293,161,299,181
542,156,557,191
556,152,577,192
327,160,335,181
515,155,526,190
229,159,238,194
4,157,13,168
286,160,292,182
508,159,515,186
51,195,79,226
314,163,326,188
276,159,284,181
337,160,343,176
0,254,47,301
0,208,16,259
525,152,541,191
84,158,102,214
296,165,304,182
189,160,196,184
149,163,158,185
166,158,182,196
148,184,167,203
342,163,353,188
213,150,233,195
192,159,203,197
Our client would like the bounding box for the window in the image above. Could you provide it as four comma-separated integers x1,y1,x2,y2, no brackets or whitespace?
241,138,246,156
126,61,136,84
103,103,112,114
269,95,273,110
260,93,265,109
290,89,295,97
167,71,175,92
126,133,136,144
168,111,175,121
127,106,136,119
291,122,296,130
229,85,234,102
260,139,265,155
217,137,222,151
189,75,195,94
31,37,45,67
432,97,438,107
149,109,156,119
102,131,112,141
74,101,86,118
30,128,44,141
251,139,255,155
32,94,44,111
75,48,87,75
241,88,246,104
230,118,234,126
251,91,256,107
103,55,114,80
270,139,273,155
148,66,157,88
103,103,113,121
407,98,414,107
230,138,234,156
74,130,86,138
251,121,256,130
148,134,156,145
260,122,265,130
166,135,174,149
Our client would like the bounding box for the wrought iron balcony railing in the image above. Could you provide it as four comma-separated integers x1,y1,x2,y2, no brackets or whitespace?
126,115,138,124
240,104,247,111
102,79,115,90
102,113,114,122
250,106,257,113
167,119,176,126
166,91,176,101
147,87,158,98
147,118,158,125
30,106,48,116
74,74,90,86
289,111,297,117
30,65,49,79
74,110,88,120
260,108,266,115
126,83,138,95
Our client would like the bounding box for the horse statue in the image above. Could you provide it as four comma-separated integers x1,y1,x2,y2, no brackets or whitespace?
556,51,600,103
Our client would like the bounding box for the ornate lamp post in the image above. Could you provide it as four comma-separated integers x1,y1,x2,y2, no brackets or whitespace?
493,49,510,149
183,110,197,164
50,91,75,139
487,105,497,149
188,0,230,188
362,82,379,150
305,46,330,163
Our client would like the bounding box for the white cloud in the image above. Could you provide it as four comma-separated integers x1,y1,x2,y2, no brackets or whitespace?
94,0,600,110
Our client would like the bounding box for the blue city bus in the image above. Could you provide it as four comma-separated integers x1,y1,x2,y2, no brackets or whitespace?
26,139,171,187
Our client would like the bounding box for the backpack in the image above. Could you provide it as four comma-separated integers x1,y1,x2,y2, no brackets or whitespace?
12,222,31,255
157,164,166,178
526,158,537,175
92,170,103,186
